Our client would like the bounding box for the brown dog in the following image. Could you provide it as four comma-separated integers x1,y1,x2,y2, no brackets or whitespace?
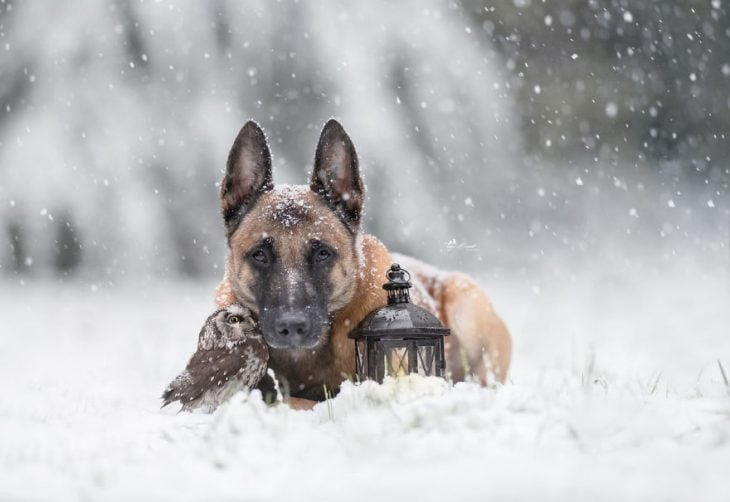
214,119,511,405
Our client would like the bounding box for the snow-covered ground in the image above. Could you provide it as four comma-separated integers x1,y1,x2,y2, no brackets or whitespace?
1,267,728,501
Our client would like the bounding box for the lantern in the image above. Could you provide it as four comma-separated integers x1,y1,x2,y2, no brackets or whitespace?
350,263,450,383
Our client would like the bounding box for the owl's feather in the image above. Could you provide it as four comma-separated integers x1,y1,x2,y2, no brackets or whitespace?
161,342,267,408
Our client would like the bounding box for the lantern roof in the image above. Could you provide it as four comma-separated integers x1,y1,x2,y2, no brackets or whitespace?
349,263,451,339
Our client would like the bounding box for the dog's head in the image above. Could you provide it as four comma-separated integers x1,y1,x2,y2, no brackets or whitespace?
220,119,364,349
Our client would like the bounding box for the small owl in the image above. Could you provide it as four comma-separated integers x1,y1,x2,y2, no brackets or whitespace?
161,303,269,412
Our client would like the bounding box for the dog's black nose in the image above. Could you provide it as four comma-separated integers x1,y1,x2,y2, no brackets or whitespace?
275,312,311,338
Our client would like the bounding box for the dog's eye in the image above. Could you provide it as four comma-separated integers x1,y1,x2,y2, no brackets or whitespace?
226,315,241,325
316,248,331,262
250,249,268,264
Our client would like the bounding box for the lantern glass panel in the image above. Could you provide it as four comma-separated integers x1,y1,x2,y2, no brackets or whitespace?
416,343,436,375
355,340,367,377
384,345,410,377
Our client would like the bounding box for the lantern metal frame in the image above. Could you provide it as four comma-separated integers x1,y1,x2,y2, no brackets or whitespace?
350,264,450,383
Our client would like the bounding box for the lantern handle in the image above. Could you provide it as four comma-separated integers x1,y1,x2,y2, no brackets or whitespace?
385,263,411,283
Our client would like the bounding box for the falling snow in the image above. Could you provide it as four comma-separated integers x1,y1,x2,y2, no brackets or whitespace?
1,0,729,499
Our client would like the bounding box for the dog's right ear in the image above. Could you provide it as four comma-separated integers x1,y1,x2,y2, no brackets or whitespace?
221,121,273,238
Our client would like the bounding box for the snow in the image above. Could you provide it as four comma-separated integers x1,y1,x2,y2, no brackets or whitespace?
1,269,728,500
605,101,619,118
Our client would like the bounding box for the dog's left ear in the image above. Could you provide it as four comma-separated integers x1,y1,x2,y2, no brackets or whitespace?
310,119,364,232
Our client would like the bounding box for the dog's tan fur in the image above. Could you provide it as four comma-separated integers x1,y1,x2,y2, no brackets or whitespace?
214,120,511,406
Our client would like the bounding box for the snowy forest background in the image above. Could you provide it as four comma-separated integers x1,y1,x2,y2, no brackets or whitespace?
1,1,729,499
1,0,727,280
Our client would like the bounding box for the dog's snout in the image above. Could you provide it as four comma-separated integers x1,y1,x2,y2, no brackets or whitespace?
275,312,311,338
261,308,322,349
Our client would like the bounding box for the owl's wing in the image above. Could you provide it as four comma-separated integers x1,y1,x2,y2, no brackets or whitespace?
160,344,263,408
161,371,195,408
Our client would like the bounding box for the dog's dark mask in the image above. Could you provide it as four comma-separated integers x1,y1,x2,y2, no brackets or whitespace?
246,237,334,349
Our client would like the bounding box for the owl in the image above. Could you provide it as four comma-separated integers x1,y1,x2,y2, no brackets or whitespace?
161,303,269,412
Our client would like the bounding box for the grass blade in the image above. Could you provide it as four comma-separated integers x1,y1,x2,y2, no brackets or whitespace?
718,360,729,389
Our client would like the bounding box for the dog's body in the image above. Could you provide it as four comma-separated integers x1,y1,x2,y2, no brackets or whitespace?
214,120,511,403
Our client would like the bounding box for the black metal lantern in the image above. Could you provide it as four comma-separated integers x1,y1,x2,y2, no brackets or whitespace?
350,263,450,382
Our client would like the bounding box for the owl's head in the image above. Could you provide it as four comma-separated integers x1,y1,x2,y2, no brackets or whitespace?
198,303,260,350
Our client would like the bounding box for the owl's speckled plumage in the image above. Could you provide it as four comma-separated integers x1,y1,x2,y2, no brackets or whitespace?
161,304,269,412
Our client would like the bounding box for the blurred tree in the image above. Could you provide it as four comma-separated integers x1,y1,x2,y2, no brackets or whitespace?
463,0,730,190
53,212,82,275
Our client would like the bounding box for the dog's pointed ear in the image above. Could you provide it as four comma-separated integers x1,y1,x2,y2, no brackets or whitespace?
310,119,364,232
221,121,273,237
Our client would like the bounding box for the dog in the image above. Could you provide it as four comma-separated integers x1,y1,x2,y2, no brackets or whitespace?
214,119,511,406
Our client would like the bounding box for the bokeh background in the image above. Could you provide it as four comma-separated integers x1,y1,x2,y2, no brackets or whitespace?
1,0,726,282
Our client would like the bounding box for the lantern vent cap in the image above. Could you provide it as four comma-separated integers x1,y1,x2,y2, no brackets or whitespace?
383,263,412,304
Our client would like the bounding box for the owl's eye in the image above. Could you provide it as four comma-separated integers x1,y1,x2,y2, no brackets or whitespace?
226,315,241,325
